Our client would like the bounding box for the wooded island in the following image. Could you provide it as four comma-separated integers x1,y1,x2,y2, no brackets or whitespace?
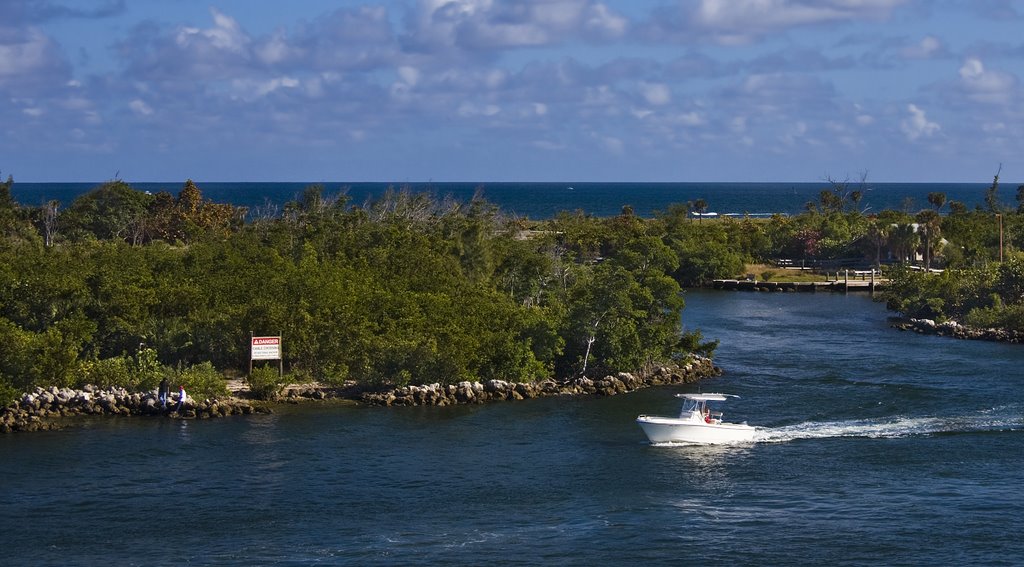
2,173,1023,407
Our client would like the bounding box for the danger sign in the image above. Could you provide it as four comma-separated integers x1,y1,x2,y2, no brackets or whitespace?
251,336,282,360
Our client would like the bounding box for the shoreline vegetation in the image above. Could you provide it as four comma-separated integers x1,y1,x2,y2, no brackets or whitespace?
2,358,719,433
2,172,1024,432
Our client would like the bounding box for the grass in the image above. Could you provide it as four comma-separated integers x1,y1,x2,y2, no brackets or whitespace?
741,263,830,283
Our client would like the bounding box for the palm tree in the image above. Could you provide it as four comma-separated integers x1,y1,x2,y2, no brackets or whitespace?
865,219,890,268
915,210,942,269
889,223,920,264
927,192,947,212
693,198,708,223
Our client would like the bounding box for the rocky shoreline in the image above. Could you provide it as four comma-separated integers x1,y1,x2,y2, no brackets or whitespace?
1,385,265,433
356,357,720,406
2,356,720,433
890,317,1023,343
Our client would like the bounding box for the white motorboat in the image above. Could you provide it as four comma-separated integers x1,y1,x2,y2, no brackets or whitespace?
637,393,757,444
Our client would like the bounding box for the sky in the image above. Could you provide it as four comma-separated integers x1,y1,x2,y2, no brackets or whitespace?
2,0,1023,183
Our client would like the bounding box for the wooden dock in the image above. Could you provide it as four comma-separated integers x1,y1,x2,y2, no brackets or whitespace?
712,278,885,293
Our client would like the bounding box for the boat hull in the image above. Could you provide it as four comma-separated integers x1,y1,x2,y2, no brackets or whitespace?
637,416,757,444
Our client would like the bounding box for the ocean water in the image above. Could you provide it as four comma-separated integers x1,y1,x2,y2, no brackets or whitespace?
2,291,1022,566
9,181,1005,218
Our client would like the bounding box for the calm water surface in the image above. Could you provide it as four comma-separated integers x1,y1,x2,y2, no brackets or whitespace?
2,291,1022,566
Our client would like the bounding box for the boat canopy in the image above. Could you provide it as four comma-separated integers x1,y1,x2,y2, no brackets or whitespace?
675,393,738,401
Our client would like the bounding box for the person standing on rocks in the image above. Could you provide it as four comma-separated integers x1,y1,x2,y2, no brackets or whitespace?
158,377,170,408
176,385,187,413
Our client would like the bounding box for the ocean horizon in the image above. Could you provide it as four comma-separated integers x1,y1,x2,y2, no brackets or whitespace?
10,180,1014,219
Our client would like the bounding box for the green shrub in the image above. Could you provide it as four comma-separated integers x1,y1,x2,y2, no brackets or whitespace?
127,348,164,391
167,361,229,400
76,348,165,392
78,356,132,389
247,365,288,400
319,363,350,387
0,379,19,407
676,329,719,359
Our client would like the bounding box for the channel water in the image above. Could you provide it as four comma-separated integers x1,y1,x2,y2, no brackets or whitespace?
2,290,1022,565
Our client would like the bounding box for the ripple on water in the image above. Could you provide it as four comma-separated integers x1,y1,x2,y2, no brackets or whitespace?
3,291,1024,565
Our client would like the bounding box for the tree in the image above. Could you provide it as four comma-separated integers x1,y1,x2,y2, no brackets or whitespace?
820,171,870,213
693,198,708,223
865,218,890,268
985,164,1003,212
0,172,35,243
927,192,947,212
39,200,60,247
994,253,1024,305
915,209,942,269
564,264,643,375
948,200,968,215
61,181,154,241
794,227,822,263
0,173,16,228
889,223,920,264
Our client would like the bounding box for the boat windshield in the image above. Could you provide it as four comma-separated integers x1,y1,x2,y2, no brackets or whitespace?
682,398,705,414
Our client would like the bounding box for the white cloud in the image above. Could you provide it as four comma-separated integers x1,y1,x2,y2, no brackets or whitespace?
405,0,629,51
60,96,91,111
397,66,421,86
640,82,671,105
600,135,624,154
532,139,565,150
584,3,628,38
672,111,705,126
652,0,910,45
256,31,295,65
900,103,939,140
0,28,51,76
900,35,943,59
129,99,153,116
457,102,501,117
958,57,1017,104
5,0,1023,183
176,9,249,53
0,26,69,89
304,76,325,98
780,120,808,145
228,76,300,101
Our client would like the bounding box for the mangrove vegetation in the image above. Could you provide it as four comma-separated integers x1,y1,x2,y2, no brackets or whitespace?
3,172,1024,405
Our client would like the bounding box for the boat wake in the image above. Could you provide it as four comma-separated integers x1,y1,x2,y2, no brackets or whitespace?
756,410,1023,443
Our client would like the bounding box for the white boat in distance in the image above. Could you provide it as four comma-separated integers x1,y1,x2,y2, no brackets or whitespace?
637,393,757,444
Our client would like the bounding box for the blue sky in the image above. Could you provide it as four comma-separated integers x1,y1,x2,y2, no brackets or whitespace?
2,0,1023,182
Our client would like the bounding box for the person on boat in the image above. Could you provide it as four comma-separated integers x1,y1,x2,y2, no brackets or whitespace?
703,406,712,424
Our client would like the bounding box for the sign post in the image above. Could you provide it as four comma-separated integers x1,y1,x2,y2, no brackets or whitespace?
250,334,283,376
